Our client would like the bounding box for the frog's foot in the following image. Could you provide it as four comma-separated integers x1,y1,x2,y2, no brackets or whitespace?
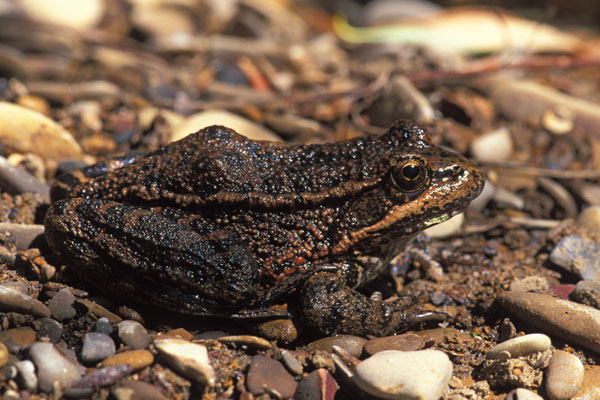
300,272,446,336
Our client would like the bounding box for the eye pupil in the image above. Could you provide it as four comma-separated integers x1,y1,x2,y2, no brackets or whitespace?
390,160,428,192
402,164,420,180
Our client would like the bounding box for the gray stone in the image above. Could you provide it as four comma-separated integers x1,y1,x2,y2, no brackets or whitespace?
29,342,85,393
81,332,116,363
47,288,76,321
32,317,63,343
117,320,151,349
95,317,113,335
0,285,50,317
550,235,600,281
570,280,600,309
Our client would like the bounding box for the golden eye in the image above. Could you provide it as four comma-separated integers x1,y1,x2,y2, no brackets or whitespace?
390,159,428,192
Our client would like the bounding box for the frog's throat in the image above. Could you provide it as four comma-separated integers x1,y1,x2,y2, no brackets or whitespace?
332,203,454,255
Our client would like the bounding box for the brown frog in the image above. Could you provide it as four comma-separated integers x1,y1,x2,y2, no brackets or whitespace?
44,120,484,336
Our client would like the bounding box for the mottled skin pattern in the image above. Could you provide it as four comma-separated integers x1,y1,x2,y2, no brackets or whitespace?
44,121,484,336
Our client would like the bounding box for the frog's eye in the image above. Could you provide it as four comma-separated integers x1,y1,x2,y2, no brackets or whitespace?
390,159,429,192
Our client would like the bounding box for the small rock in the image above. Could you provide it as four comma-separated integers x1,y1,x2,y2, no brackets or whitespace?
576,206,600,240
117,306,145,324
95,317,113,335
247,355,297,398
218,335,272,350
281,350,304,376
164,328,193,341
15,360,37,393
574,365,600,399
498,291,600,355
257,317,298,344
0,342,8,367
471,127,513,162
509,276,549,293
18,0,106,30
76,298,122,324
0,364,17,380
0,327,37,352
0,223,46,250
32,317,63,343
117,320,151,349
295,368,339,400
545,350,584,400
0,158,49,196
172,110,283,143
306,335,367,358
101,349,154,371
570,280,600,309
3,389,19,400
81,332,116,363
0,285,50,317
549,235,600,281
70,365,132,390
154,338,216,386
112,380,167,400
29,342,85,393
413,327,473,344
47,288,76,321
353,350,452,400
486,334,552,360
548,284,575,299
363,333,425,356
506,388,544,400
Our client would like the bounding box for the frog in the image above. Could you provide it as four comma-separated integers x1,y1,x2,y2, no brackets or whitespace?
44,120,484,336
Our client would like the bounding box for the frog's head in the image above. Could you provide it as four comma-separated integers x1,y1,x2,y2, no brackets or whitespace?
332,120,484,255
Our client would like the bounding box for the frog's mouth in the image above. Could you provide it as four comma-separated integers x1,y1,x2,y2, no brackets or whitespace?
422,213,451,228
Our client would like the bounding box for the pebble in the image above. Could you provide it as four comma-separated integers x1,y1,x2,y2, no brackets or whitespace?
32,317,63,343
306,335,367,358
0,157,49,196
0,364,17,380
413,327,473,344
0,101,82,161
117,320,151,349
29,342,85,393
218,335,272,350
112,380,167,400
163,328,193,341
363,333,425,356
154,338,216,386
95,317,113,335
0,223,46,250
0,285,50,317
486,334,552,360
0,327,37,352
172,110,283,143
281,350,304,376
0,342,8,367
47,288,76,321
257,317,298,344
353,350,453,400
247,355,298,398
574,365,600,399
470,127,513,162
15,360,37,393
506,388,544,400
295,368,339,400
549,235,600,281
576,206,600,240
570,280,600,309
498,291,600,355
101,349,154,371
18,0,106,30
545,350,584,400
70,364,132,390
509,276,549,293
76,298,122,324
81,332,116,363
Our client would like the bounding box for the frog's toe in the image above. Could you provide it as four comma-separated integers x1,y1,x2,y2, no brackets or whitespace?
300,272,415,336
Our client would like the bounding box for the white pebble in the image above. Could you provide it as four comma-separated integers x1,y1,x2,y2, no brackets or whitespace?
353,350,452,400
545,350,584,400
506,388,544,400
15,360,37,393
486,334,551,359
424,213,464,238
470,127,513,162
154,338,216,386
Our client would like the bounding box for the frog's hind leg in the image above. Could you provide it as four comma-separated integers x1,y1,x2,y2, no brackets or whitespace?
300,272,445,336
44,198,264,316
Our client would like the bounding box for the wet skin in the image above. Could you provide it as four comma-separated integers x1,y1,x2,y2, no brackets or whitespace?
44,120,484,335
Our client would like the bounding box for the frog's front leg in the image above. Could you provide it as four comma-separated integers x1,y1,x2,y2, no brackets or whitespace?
44,198,265,315
300,271,445,336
